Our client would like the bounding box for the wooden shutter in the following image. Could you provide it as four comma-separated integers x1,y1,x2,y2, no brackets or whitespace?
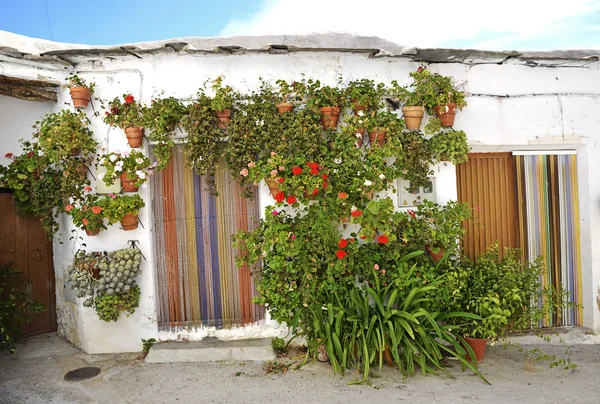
456,153,518,261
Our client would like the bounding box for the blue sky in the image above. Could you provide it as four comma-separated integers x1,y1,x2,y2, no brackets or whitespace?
1,0,599,50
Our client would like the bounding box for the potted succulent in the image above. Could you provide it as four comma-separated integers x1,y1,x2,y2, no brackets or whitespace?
210,76,238,129
306,79,347,130
345,79,386,115
103,94,146,148
143,95,187,169
103,194,145,231
34,109,98,162
428,129,470,164
275,79,306,114
66,194,107,236
65,74,96,109
99,151,154,193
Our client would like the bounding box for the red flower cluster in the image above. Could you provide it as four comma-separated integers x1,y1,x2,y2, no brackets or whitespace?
337,192,348,199
275,192,285,203
292,166,303,175
91,206,102,214
287,195,297,204
377,235,389,245
124,95,134,104
338,239,349,249
407,210,416,218
336,250,347,259
312,188,319,195
27,151,35,158
306,162,320,175
277,177,285,184
351,210,362,218
4,153,13,158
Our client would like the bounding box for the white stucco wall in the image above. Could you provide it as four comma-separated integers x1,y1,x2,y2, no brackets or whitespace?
2,42,600,353
0,95,53,156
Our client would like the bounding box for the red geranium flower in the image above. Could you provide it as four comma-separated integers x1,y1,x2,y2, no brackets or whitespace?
349,238,355,243
360,235,367,240
377,235,389,245
82,218,89,226
4,153,13,158
309,162,319,170
292,166,303,175
91,206,102,214
275,192,285,203
84,185,92,192
336,250,347,259
310,168,319,175
65,205,74,212
27,152,34,158
338,239,349,249
277,177,285,184
322,182,328,189
287,195,297,204
124,95,134,104
322,174,328,180
337,192,348,199
312,188,319,195
351,210,362,218
407,210,416,218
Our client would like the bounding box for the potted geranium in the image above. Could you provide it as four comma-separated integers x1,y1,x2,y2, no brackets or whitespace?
143,95,187,169
430,72,467,127
65,74,96,109
363,111,404,147
428,129,470,164
210,76,238,129
34,109,98,162
66,194,107,236
103,194,145,231
275,79,306,114
345,79,386,115
103,94,146,148
306,78,347,130
99,150,154,193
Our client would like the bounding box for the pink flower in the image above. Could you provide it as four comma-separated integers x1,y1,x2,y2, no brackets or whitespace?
381,269,386,275
270,169,278,177
108,193,116,199
270,151,276,157
84,186,92,192
374,264,379,270
65,205,74,212
291,234,297,241
240,168,249,177
278,166,285,171
476,206,481,211
248,161,256,168
272,210,278,216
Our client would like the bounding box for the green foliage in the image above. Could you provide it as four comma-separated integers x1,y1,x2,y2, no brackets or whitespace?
66,193,107,234
345,79,386,110
102,194,145,224
275,79,306,104
209,76,238,111
306,78,348,110
103,94,145,129
65,74,96,93
143,95,187,170
142,338,157,357
410,199,472,251
0,264,45,353
428,129,470,164
271,337,286,356
34,109,97,163
99,150,153,187
67,248,143,322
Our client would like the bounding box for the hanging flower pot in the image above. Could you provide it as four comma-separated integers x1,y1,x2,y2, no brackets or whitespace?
352,101,367,116
425,245,444,263
120,172,139,193
85,227,100,237
368,129,387,147
75,163,87,178
215,109,232,129
69,87,91,109
364,189,375,200
402,106,425,130
276,102,294,114
434,103,458,127
124,127,144,148
464,337,488,364
265,178,282,199
71,147,81,157
120,213,139,231
319,107,341,130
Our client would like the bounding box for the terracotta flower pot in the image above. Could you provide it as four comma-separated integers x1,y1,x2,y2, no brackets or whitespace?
365,189,375,200
85,227,99,237
120,213,139,231
265,178,282,198
71,148,81,156
464,336,488,364
276,102,294,114
425,245,444,263
319,106,341,130
215,109,232,129
368,129,387,147
434,103,458,127
120,172,139,193
125,127,144,148
69,87,91,109
303,189,318,200
353,102,367,116
402,106,424,130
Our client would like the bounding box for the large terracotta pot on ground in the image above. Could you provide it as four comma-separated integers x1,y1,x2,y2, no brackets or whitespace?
402,106,424,130
464,337,488,364
69,87,91,109
120,172,139,193
319,107,341,130
120,213,139,231
215,109,232,129
434,103,458,127
125,127,144,148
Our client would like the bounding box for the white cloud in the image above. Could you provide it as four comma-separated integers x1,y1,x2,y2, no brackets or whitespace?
220,0,600,50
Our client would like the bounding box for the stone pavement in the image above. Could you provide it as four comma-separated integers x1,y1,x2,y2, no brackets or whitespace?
1,332,600,403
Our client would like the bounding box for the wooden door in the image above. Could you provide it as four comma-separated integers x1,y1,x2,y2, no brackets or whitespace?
0,190,56,335
456,153,519,261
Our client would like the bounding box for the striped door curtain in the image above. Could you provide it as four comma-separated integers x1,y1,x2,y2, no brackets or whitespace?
152,146,264,330
514,152,583,326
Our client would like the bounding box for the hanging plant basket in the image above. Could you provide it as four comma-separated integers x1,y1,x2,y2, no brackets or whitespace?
69,87,91,109
85,227,100,237
120,213,139,231
124,127,144,148
215,109,232,129
434,103,458,127
319,107,341,130
276,102,294,114
368,129,387,147
120,172,139,193
402,106,424,130
464,337,488,364
265,178,282,199
425,245,444,263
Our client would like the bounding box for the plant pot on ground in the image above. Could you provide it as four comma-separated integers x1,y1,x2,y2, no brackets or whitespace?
464,336,488,364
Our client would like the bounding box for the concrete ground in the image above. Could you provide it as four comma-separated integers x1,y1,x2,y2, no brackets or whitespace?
1,332,600,404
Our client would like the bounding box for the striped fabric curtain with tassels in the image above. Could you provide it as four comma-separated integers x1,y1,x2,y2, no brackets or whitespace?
514,152,583,326
152,146,264,330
